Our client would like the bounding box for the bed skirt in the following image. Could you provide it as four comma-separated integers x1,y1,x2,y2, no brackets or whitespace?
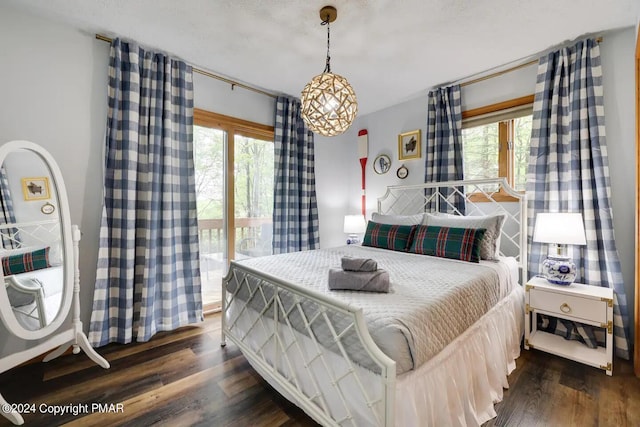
232,284,524,426
395,285,524,426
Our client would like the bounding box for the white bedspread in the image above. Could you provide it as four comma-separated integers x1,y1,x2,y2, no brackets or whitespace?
231,245,516,374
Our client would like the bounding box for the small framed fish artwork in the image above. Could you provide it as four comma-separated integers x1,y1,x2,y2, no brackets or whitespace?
398,129,422,161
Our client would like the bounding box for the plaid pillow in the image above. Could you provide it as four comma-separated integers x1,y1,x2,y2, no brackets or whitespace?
2,247,51,276
362,221,416,252
424,213,506,260
409,225,486,263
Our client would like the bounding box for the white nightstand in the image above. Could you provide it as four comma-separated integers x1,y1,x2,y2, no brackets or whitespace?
524,276,613,376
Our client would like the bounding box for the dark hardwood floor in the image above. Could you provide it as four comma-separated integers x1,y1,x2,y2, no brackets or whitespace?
0,313,638,426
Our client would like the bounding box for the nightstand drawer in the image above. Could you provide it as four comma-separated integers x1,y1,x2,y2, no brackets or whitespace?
529,288,607,323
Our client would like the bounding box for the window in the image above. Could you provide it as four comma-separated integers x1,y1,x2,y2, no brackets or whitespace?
194,109,274,311
461,95,533,200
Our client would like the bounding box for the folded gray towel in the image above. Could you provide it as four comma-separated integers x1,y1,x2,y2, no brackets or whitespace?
341,256,377,272
328,268,390,293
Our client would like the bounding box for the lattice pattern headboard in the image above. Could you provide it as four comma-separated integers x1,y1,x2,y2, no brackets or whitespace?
0,220,61,252
377,178,527,271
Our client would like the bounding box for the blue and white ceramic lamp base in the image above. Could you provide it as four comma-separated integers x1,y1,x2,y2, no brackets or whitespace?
542,256,576,286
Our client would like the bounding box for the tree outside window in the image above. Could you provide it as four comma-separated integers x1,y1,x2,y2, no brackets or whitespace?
461,96,533,200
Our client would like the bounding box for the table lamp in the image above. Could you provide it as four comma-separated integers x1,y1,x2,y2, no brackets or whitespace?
343,214,366,245
533,212,587,286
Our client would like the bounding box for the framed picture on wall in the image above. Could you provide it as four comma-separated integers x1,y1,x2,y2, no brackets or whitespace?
398,129,422,160
21,177,50,201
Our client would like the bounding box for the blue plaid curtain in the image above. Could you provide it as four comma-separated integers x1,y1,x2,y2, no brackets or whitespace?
272,96,320,254
89,38,202,347
527,39,630,359
0,167,18,248
424,85,465,213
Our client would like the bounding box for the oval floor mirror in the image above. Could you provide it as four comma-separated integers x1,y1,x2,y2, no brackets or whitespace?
0,141,109,425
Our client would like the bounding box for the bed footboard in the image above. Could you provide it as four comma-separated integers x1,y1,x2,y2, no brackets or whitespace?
222,262,396,427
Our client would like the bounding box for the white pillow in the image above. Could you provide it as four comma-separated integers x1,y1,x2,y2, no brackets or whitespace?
371,212,424,226
423,213,507,260
0,245,40,257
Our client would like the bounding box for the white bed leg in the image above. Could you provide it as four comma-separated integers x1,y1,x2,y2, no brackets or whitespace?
221,323,227,347
0,393,24,425
221,272,227,347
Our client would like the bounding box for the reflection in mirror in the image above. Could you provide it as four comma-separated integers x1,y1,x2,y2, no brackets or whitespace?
0,141,108,426
0,150,63,331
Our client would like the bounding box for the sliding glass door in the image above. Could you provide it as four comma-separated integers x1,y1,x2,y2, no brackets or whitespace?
193,125,226,310
194,110,274,311
234,135,274,260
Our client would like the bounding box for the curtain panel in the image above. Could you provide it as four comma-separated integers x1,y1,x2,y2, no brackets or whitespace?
89,38,202,347
424,85,465,213
527,38,630,359
0,167,18,249
272,96,320,254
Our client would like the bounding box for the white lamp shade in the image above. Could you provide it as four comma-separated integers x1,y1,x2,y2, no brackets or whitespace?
533,212,587,245
343,214,366,234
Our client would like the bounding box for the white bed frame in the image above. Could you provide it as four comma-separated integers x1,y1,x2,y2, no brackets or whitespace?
1,219,62,329
221,178,526,426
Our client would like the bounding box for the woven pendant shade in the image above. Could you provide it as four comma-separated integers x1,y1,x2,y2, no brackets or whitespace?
300,6,358,137
301,72,358,137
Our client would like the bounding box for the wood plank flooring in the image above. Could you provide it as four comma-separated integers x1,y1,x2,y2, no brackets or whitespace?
0,313,638,426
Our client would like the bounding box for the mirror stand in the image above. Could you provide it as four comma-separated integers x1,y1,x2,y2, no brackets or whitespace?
42,226,109,367
0,225,109,425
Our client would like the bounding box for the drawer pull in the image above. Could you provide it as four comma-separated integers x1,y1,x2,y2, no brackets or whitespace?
560,303,572,314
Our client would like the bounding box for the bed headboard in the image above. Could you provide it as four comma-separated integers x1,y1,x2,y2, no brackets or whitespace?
0,219,61,251
377,178,527,272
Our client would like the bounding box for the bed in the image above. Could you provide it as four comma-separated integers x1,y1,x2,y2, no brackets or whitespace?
0,219,64,330
222,179,527,426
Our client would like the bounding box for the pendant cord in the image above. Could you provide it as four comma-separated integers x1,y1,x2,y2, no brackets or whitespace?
322,15,331,73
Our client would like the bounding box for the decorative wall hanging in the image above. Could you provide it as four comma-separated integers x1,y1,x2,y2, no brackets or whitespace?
21,177,50,201
40,202,55,215
300,6,358,137
396,165,409,179
357,129,368,216
398,129,422,160
373,154,391,175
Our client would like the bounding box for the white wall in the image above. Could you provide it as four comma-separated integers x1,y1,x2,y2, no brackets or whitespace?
0,3,635,351
193,74,274,126
192,70,351,250
0,1,348,352
3,152,58,225
600,28,637,340
336,26,637,343
0,4,109,353
340,62,538,216
314,134,350,248
0,3,288,354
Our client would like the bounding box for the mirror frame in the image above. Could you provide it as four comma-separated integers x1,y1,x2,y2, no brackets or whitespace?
0,140,74,340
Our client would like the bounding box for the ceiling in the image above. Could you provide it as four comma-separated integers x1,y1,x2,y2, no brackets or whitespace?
6,0,638,116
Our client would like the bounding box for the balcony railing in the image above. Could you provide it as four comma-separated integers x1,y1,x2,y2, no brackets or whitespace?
197,217,272,255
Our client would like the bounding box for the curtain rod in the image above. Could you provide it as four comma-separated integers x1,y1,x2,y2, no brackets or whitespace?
95,34,277,99
455,36,603,88
460,60,537,87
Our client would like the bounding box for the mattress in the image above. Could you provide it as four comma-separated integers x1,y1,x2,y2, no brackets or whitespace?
227,245,517,374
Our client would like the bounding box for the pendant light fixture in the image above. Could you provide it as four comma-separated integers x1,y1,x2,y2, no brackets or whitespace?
301,6,358,137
